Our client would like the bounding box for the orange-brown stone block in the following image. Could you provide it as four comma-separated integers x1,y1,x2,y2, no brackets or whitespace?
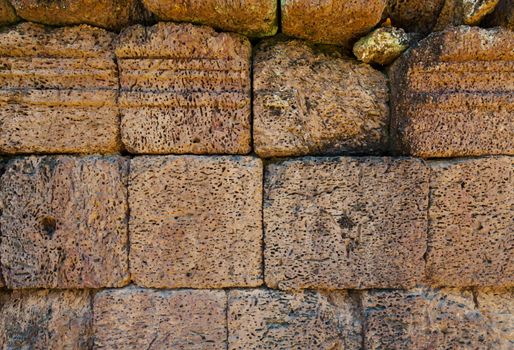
0,156,129,289
0,289,92,349
426,157,514,287
142,0,277,37
10,0,150,31
129,156,262,288
93,287,226,349
0,0,18,26
254,40,389,157
264,157,429,290
390,26,514,158
0,23,120,154
281,0,387,46
477,288,514,348
116,23,252,154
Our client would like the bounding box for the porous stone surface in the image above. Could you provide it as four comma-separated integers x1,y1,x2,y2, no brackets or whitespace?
93,287,226,349
390,26,514,158
0,289,92,349
0,0,18,25
463,0,500,25
264,157,429,290
477,288,514,348
426,157,514,287
228,289,362,349
353,26,410,65
281,0,387,46
0,157,6,287
386,0,446,33
142,0,277,37
10,0,150,31
363,288,505,349
0,156,129,289
116,23,252,154
484,0,514,29
129,156,262,288
0,23,120,154
254,40,389,158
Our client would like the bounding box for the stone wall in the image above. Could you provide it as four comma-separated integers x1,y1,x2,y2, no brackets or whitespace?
0,1,512,349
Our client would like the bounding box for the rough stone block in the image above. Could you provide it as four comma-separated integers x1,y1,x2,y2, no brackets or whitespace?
264,157,429,290
363,288,507,349
426,157,514,287
390,26,514,157
281,0,387,46
386,0,446,33
93,287,226,349
10,0,150,31
477,288,514,348
228,289,361,349
0,156,129,289
0,23,120,154
129,156,262,288
254,40,389,158
142,0,277,37
116,23,251,154
0,289,92,349
0,0,18,26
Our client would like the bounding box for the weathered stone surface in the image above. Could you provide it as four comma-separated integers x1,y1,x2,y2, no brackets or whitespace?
142,0,277,37
94,287,226,349
228,289,361,349
0,23,120,154
264,157,429,290
477,288,514,348
353,26,409,65
386,0,445,33
254,40,389,158
0,0,18,26
281,0,387,46
426,157,514,287
0,157,6,287
390,26,514,158
129,156,262,288
0,156,129,289
463,0,500,25
363,288,505,349
484,0,514,29
0,289,92,349
10,0,150,31
116,23,251,154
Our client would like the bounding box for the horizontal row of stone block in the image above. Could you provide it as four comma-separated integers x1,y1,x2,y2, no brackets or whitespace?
1,0,513,39
0,22,512,158
0,155,512,290
1,286,512,349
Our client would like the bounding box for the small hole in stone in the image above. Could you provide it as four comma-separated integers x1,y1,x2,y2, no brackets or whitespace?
338,214,355,229
40,217,57,238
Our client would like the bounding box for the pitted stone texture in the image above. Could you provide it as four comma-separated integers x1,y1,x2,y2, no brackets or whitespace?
0,289,92,349
129,156,262,288
264,157,429,290
427,157,514,287
142,0,277,37
228,289,361,350
116,23,251,154
0,23,120,154
0,156,129,289
0,0,18,25
254,40,389,158
477,288,514,348
10,0,150,31
353,26,410,65
0,157,6,287
386,0,446,33
281,0,387,46
93,287,226,349
390,26,514,158
363,288,504,349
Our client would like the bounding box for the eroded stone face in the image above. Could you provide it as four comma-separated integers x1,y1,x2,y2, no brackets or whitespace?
0,23,120,154
93,287,226,349
264,157,429,290
129,156,262,288
477,288,514,348
0,289,92,349
254,40,389,158
116,23,251,154
363,288,504,349
390,26,514,157
10,0,150,31
142,0,277,37
281,0,387,46
427,157,514,287
0,0,18,26
0,156,129,289
228,289,362,350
